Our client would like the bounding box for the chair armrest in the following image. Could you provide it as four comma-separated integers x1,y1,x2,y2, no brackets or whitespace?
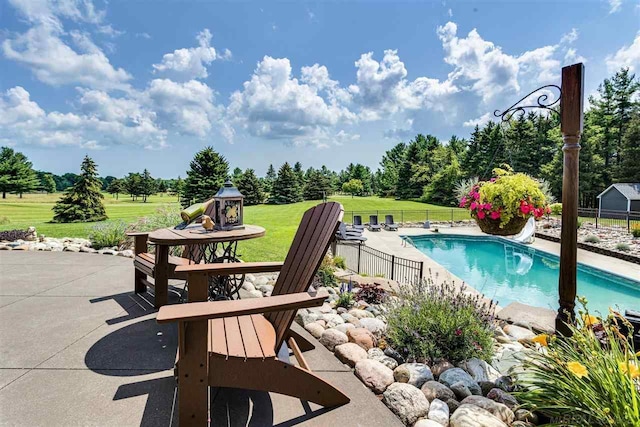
157,289,328,323
127,232,149,255
126,232,150,237
175,261,283,275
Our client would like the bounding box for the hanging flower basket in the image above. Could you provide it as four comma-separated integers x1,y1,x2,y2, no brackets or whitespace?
459,166,550,236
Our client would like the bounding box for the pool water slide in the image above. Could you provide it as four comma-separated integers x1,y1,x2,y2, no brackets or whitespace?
512,217,536,244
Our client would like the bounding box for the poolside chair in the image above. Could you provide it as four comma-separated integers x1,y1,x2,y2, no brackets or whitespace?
383,215,399,231
368,215,382,232
336,223,367,242
157,202,350,425
624,309,640,349
352,215,365,231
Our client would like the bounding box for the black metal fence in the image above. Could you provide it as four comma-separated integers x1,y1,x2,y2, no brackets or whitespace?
344,209,470,225
334,242,424,284
576,208,640,232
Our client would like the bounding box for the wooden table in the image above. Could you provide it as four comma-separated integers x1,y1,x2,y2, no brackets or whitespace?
148,224,265,306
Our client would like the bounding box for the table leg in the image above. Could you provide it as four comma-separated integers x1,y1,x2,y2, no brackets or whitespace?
155,244,169,308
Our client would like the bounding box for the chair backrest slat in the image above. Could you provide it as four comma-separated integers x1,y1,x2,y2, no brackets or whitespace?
385,215,394,224
265,202,343,349
370,215,378,225
353,215,362,226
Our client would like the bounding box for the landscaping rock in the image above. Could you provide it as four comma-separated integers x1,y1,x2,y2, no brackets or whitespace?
245,289,264,299
348,308,375,319
241,282,256,291
334,343,368,367
413,420,443,427
347,328,376,351
421,381,455,402
118,249,134,258
333,323,355,335
340,312,359,324
449,381,472,400
514,409,538,424
445,399,460,413
367,348,398,370
486,388,518,409
63,245,81,252
304,322,325,339
355,359,395,394
427,398,449,426
295,311,320,327
460,358,501,382
384,347,406,365
358,317,386,338
254,276,269,287
79,246,97,253
321,313,345,328
382,382,430,425
503,324,535,341
319,329,348,351
439,368,481,395
245,274,256,283
394,363,434,388
450,404,507,427
460,396,515,424
431,359,454,378
494,376,515,392
478,381,496,396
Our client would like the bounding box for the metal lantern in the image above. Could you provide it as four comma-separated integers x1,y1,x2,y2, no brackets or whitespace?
213,180,244,230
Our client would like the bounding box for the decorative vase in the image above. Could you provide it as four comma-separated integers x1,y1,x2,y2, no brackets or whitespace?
474,214,528,236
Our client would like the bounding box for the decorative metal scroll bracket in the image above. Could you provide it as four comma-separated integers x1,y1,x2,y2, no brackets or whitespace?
493,84,562,123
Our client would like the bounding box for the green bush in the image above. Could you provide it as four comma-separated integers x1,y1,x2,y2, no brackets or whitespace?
584,235,601,243
384,277,496,364
336,291,355,309
88,221,127,249
316,256,338,287
333,255,347,270
127,205,182,233
516,298,640,426
632,227,640,238
549,202,562,215
616,242,631,252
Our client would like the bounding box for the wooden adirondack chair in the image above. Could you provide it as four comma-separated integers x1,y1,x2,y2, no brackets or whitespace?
157,202,350,425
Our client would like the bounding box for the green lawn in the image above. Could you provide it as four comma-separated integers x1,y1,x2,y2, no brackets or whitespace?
0,193,464,261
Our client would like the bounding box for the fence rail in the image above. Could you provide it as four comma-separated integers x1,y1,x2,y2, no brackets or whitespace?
334,242,424,285
576,208,640,232
344,209,470,225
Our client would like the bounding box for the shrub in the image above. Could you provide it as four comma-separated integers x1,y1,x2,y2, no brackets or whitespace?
616,242,631,252
550,202,562,215
584,235,601,243
516,298,640,426
356,283,387,305
88,221,127,249
336,291,355,309
333,255,347,270
632,226,640,238
127,205,182,233
577,219,583,229
0,229,32,241
384,277,496,364
316,256,338,287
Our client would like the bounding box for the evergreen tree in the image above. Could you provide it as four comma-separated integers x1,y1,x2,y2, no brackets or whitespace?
124,172,142,200
264,164,276,194
140,169,156,202
270,162,302,204
422,151,462,206
611,68,640,178
293,161,305,188
377,143,406,196
106,178,124,199
0,147,38,198
52,156,107,222
232,167,243,184
303,169,332,200
43,174,57,193
173,176,185,201
156,179,168,194
236,169,264,205
182,147,229,207
618,114,640,182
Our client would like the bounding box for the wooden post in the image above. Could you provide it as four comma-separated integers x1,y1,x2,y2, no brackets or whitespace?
556,63,584,335
154,244,169,308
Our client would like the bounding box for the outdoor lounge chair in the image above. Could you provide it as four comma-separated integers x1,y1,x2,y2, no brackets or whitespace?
352,215,365,231
383,215,399,231
336,223,367,241
157,202,350,425
368,215,382,231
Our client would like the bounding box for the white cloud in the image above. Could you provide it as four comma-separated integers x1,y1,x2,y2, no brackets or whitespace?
136,32,151,39
560,28,579,45
463,112,492,128
609,0,623,13
227,56,356,145
8,0,105,30
152,29,230,81
606,32,640,73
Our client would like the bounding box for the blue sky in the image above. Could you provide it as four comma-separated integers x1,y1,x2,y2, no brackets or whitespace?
1,0,639,178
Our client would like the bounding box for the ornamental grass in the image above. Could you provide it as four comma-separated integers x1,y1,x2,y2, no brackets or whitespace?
516,297,640,426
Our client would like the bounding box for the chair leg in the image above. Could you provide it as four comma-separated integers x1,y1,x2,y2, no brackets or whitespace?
134,270,146,294
209,356,350,408
286,328,315,352
178,320,209,426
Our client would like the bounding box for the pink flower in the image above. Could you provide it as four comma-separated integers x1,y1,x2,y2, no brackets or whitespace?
483,203,492,210
455,328,462,336
490,210,501,220
470,201,478,210
472,191,480,200
459,197,467,208
477,210,486,219
534,208,544,218
520,201,531,215
545,206,551,214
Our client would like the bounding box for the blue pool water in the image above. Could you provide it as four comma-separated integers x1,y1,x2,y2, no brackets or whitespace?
407,234,640,315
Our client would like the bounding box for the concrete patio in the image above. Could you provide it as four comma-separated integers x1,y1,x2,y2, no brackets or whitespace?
0,251,402,427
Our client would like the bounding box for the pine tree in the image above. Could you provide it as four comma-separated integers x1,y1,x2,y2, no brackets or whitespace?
52,156,107,222
270,162,302,204
182,147,229,207
232,167,243,184
140,169,156,202
43,174,57,193
0,147,38,198
124,172,142,200
293,161,305,189
236,169,264,205
618,114,640,182
106,179,124,200
264,164,276,194
303,169,332,200
422,151,462,206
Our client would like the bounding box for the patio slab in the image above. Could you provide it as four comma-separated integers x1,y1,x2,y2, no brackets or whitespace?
0,251,402,426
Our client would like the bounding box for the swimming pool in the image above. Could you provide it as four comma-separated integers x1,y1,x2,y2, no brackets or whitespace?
407,234,640,315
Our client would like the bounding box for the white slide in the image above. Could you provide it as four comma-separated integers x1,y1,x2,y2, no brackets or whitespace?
512,217,536,244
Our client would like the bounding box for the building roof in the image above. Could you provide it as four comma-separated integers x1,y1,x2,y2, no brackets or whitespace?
597,183,640,200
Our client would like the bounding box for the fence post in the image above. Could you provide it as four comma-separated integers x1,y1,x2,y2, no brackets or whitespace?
595,211,598,229
451,209,454,226
419,261,424,281
390,255,395,280
628,211,631,232
357,243,361,274
401,210,404,224
426,210,429,222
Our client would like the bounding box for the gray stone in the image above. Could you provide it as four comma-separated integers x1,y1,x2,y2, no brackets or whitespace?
334,343,368,367
450,381,472,400
295,311,320,327
394,363,434,388
486,388,518,409
450,404,507,427
421,380,455,402
241,282,256,291
459,358,501,382
367,348,398,370
503,324,535,341
382,382,430,425
431,359,454,378
438,368,481,395
304,322,325,339
514,409,538,424
384,347,405,365
478,381,496,396
427,398,449,426
118,249,134,258
354,359,395,394
333,323,355,334
63,246,81,252
245,273,256,283
319,329,348,351
414,420,443,427
340,312,359,324
321,313,345,328
348,308,374,319
254,276,269,286
79,246,97,253
445,399,460,413
494,376,515,392
460,396,515,424
244,289,263,298
358,317,386,338
257,284,273,295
